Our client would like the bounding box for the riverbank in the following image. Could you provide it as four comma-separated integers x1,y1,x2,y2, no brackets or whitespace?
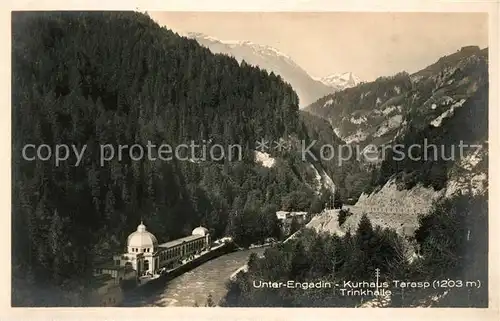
228,223,319,282
119,241,237,305
228,244,271,281
120,247,268,307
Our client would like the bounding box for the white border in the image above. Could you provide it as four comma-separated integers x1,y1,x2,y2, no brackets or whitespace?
1,1,498,320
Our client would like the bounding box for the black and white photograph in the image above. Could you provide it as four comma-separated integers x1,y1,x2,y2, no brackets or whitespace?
10,8,493,311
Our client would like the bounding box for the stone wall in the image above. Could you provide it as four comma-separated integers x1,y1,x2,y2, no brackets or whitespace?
355,178,441,214
341,178,443,236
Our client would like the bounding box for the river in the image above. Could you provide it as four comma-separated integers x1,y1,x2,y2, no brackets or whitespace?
121,247,267,307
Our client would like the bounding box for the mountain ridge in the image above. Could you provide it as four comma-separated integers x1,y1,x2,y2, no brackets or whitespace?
314,71,363,90
304,44,488,230
305,45,487,149
182,31,354,107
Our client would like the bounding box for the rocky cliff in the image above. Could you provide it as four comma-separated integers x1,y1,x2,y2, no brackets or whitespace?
343,179,442,236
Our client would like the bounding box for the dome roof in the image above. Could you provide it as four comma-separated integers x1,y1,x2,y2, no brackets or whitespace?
127,222,158,248
192,226,209,236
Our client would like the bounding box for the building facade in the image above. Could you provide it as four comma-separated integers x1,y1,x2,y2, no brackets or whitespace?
276,211,308,222
90,222,211,306
93,222,211,277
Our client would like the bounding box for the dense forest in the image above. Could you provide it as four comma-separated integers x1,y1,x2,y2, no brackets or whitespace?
223,193,488,307
11,11,342,305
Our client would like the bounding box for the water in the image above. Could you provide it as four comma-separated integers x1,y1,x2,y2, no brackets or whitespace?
121,247,267,307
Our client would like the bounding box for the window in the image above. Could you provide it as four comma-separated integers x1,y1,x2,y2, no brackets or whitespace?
115,260,120,266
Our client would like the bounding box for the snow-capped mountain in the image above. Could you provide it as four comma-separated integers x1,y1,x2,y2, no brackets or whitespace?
187,32,297,63
182,32,340,107
315,72,362,90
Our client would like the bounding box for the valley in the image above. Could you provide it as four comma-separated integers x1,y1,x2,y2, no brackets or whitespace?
11,11,488,308
185,32,362,107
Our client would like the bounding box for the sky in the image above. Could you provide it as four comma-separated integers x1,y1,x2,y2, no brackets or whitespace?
149,12,488,82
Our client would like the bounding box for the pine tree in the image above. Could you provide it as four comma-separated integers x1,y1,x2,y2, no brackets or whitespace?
289,241,309,281
289,216,301,236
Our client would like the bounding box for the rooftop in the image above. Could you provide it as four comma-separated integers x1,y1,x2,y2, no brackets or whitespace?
159,234,204,249
290,212,308,216
277,211,308,216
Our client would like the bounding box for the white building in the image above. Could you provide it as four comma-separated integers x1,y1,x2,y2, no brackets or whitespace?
93,222,211,278
276,211,308,222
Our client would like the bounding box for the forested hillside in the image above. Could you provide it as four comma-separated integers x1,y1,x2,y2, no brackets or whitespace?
12,11,489,308
306,46,488,192
11,11,338,305
187,32,336,107
223,194,488,307
299,111,372,201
